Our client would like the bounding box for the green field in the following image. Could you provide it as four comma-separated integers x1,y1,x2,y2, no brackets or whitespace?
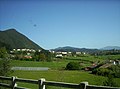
9,56,120,89
10,70,120,89
11,55,104,69
11,60,68,70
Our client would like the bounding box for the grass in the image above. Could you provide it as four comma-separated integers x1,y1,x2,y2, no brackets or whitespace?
8,55,120,89
11,60,68,70
11,55,100,69
10,70,120,89
11,70,104,84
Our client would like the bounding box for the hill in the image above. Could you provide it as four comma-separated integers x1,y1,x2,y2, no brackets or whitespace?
0,29,42,50
100,46,120,50
51,46,99,53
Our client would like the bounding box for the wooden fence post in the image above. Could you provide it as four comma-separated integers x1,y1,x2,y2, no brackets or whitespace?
79,82,88,89
38,78,45,89
11,76,16,89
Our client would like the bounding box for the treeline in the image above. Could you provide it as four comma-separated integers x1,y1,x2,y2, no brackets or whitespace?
32,50,53,62
91,49,120,56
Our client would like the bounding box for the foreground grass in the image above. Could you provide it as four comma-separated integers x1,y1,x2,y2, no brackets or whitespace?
11,70,105,84
10,70,120,89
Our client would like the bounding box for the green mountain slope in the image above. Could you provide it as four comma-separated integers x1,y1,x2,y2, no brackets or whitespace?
0,29,42,50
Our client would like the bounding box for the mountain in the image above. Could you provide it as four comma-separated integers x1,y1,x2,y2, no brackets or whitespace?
51,46,99,53
101,46,120,50
52,46,120,53
0,29,42,50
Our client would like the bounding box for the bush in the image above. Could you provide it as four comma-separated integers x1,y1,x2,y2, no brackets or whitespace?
92,65,120,78
65,62,80,70
108,65,120,78
92,68,111,77
103,74,118,87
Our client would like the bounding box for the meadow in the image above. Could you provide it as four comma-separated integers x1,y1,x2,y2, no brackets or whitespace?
11,55,104,69
9,55,120,89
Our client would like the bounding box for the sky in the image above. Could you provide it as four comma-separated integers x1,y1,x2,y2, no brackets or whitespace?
0,0,120,49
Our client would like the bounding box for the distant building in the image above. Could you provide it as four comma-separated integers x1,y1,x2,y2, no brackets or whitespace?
21,49,26,51
62,52,67,56
83,52,86,55
17,49,21,51
113,60,120,65
76,52,81,55
56,54,63,58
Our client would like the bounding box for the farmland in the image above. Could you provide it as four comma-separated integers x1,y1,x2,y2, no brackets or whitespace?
11,55,102,68
9,55,120,89
11,54,120,69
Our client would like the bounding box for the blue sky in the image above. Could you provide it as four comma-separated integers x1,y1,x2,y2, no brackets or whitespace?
0,0,120,49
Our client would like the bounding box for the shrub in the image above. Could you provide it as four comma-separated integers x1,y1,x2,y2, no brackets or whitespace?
103,74,118,87
92,65,120,78
92,68,110,77
108,65,120,78
65,62,80,70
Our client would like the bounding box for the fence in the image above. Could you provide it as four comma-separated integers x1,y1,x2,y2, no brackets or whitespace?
0,76,120,89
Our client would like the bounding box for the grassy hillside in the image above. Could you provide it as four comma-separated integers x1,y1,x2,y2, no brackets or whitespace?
0,29,42,49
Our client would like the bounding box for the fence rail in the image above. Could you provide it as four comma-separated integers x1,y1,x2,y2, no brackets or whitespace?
0,76,120,89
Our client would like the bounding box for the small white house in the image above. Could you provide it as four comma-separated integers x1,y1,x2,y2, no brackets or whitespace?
62,52,67,55
113,60,120,65
113,61,116,65
76,52,81,55
56,54,63,58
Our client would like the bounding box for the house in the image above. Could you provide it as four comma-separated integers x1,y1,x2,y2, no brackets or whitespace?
17,49,21,51
61,52,67,56
56,54,63,58
113,60,120,65
76,52,81,55
109,60,120,65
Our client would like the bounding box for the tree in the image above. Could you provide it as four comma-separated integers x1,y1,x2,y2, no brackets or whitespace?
0,47,12,76
33,49,52,62
39,53,46,61
0,47,8,58
65,62,80,70
40,49,52,62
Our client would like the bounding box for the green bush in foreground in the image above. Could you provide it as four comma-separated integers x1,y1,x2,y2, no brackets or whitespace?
65,62,80,70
